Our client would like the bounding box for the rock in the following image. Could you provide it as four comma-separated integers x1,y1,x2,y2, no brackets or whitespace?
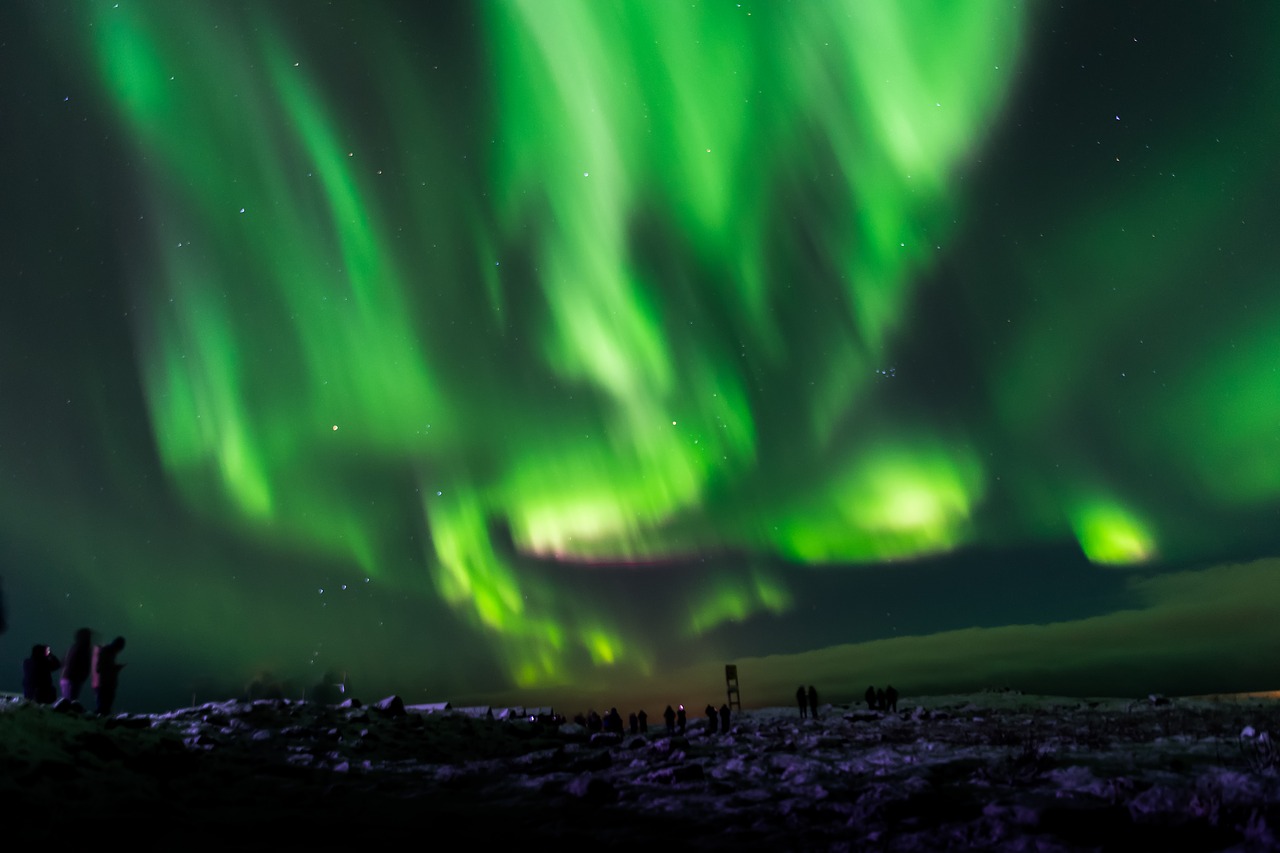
568,750,612,772
589,731,621,747
104,715,152,730
647,763,706,784
566,774,617,804
647,736,689,756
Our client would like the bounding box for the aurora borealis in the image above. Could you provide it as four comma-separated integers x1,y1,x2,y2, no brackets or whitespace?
5,1,1280,711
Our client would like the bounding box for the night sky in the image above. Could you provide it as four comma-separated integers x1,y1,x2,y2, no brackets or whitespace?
4,1,1280,713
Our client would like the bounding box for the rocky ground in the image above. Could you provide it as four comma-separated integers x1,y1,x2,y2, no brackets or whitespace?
3,692,1280,850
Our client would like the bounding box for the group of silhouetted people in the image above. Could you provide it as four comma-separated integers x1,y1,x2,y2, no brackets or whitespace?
864,684,899,713
790,683,900,717
628,709,648,733
575,701,732,737
704,703,731,733
796,684,819,719
657,702,731,735
577,708,634,734
21,627,127,715
663,703,685,733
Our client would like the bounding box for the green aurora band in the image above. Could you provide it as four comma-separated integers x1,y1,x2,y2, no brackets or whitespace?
20,0,1280,700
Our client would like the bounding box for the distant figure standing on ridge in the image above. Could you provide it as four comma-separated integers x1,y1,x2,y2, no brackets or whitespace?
676,703,687,734
663,704,676,733
796,685,808,719
60,628,93,703
705,703,718,734
638,709,648,732
886,685,899,713
23,644,61,704
865,685,877,710
719,703,730,732
807,685,819,719
92,635,126,715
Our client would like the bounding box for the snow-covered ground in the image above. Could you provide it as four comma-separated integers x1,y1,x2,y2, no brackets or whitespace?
3,690,1280,850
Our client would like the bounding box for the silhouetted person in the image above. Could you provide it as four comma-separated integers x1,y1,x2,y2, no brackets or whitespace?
23,644,61,703
606,707,623,734
587,709,602,733
807,685,818,719
638,709,648,733
663,704,676,733
629,712,639,734
21,647,36,700
886,685,899,713
796,685,807,719
865,685,877,710
719,703,730,732
676,704,687,734
60,628,93,703
705,703,718,734
311,669,345,705
93,635,126,715
875,687,886,711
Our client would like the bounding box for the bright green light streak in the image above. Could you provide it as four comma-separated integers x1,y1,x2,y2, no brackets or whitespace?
486,0,1023,558
88,5,447,573
688,569,793,637
1071,501,1156,565
780,3,1025,351
774,440,986,562
424,486,646,685
427,491,525,630
78,0,1035,688
143,278,273,520
1148,296,1280,505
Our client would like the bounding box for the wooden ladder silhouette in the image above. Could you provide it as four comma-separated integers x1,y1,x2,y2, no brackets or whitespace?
725,664,741,711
